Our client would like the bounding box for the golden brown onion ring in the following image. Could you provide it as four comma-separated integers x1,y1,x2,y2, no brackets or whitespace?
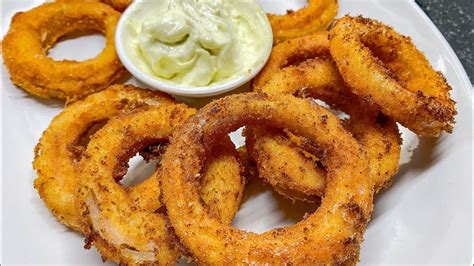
249,33,401,201
77,106,245,265
268,0,338,44
161,93,373,264
33,85,175,231
2,2,126,100
329,16,456,136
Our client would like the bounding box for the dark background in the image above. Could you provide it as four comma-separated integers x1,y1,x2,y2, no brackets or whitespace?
416,0,473,83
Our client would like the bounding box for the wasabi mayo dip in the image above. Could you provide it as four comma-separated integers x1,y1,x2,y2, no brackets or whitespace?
124,0,272,87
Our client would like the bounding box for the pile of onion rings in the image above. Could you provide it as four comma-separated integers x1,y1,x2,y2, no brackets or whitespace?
56,0,131,12
2,2,127,101
34,85,245,264
249,32,401,201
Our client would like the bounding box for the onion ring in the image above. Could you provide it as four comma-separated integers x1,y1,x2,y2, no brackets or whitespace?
33,85,175,231
2,2,126,100
249,33,401,201
329,16,456,136
77,106,245,264
268,0,338,44
161,93,373,264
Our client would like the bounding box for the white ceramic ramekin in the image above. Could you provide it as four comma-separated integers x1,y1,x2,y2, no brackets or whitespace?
115,1,273,98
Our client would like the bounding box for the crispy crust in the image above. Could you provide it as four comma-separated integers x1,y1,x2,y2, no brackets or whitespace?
329,16,456,136
1,2,127,100
160,93,373,264
268,0,338,44
245,127,326,202
200,140,246,224
33,85,175,231
77,105,245,264
249,33,401,201
253,33,335,91
34,84,245,264
77,106,244,265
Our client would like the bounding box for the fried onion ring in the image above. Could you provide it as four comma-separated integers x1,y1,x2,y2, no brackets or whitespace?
268,0,338,44
161,93,374,264
77,106,245,265
249,33,401,201
33,85,175,231
329,16,456,136
2,2,126,100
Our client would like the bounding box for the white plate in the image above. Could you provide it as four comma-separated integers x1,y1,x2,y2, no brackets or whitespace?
1,0,472,264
